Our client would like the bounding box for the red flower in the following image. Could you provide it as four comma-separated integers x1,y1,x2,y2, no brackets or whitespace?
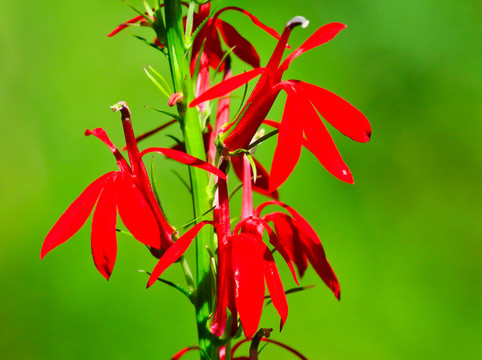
41,102,225,279
190,4,282,74
107,4,281,73
190,17,371,191
147,159,292,339
255,200,340,300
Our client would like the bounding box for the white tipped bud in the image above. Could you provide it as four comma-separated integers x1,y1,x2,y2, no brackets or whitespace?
287,16,310,30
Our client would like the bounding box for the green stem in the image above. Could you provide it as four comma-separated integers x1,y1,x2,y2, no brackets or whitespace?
164,1,217,359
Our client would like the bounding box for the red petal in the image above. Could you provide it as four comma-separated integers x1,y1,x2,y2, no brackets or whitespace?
41,172,114,259
280,22,346,71
301,232,340,300
140,147,227,179
231,234,265,339
265,212,308,278
171,345,201,360
234,216,299,285
107,14,145,37
210,235,231,336
216,19,260,68
256,200,340,299
299,81,371,142
116,173,161,249
91,175,118,280
269,85,303,192
189,68,265,108
262,246,288,330
85,128,129,171
214,7,283,42
205,27,226,70
300,90,354,184
147,222,212,288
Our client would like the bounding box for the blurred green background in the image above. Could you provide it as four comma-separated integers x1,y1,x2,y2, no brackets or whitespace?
1,0,480,359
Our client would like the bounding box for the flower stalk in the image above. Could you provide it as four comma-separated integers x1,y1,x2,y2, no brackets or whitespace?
42,2,371,359
164,0,217,358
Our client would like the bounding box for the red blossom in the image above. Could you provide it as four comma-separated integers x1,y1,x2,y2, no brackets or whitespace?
190,17,371,191
41,102,224,279
255,200,340,300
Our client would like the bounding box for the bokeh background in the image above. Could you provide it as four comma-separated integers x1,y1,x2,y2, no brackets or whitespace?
1,0,480,359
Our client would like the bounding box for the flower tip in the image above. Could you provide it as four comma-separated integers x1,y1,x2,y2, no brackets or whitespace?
110,101,128,112
287,16,309,30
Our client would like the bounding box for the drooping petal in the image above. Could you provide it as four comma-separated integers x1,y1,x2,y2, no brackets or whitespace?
231,234,265,338
265,212,308,278
116,173,161,249
300,90,354,184
280,22,346,71
140,147,227,179
262,246,288,330
231,155,279,199
91,174,118,280
41,172,115,259
147,221,213,288
300,232,340,300
269,85,304,192
189,68,265,108
256,200,340,299
234,216,299,285
263,119,315,155
216,19,260,68
214,7,283,42
298,81,371,142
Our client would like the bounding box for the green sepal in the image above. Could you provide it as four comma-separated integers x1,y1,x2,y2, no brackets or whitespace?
138,269,193,302
122,0,154,24
144,106,182,121
265,285,316,306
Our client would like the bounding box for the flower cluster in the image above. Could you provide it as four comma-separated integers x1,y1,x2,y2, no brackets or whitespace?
42,2,370,359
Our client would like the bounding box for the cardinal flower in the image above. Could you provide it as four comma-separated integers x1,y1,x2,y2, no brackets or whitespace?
190,16,371,191
147,157,292,339
107,4,281,74
41,102,225,279
255,200,340,299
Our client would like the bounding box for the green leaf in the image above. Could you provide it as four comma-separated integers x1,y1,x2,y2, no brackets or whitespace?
142,0,154,17
143,66,171,98
138,270,192,300
245,153,257,184
265,285,316,306
171,169,192,194
122,0,153,24
144,106,182,121
247,129,279,151
150,156,163,206
148,65,173,94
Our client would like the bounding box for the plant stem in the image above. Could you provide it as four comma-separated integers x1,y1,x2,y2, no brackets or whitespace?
164,1,216,359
